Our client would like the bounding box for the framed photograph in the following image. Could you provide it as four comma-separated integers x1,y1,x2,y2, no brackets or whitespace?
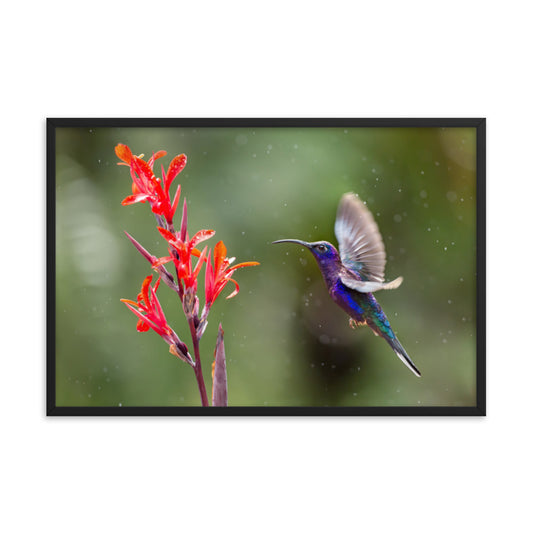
47,118,485,415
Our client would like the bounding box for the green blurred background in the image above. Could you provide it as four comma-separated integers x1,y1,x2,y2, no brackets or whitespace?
54,125,477,407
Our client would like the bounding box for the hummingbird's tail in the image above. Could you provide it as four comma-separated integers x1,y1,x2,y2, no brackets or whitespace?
385,335,421,377
365,316,421,377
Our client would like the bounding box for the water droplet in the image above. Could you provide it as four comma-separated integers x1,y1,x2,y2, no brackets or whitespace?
420,190,427,199
393,214,402,223
446,191,457,202
420,170,425,175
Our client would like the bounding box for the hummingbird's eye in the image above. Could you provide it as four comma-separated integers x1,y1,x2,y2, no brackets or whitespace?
316,244,327,253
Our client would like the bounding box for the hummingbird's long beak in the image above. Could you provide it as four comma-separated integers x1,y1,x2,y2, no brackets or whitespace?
272,239,311,248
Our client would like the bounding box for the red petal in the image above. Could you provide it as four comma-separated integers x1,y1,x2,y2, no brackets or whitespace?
228,261,260,272
130,167,145,195
214,241,227,272
152,256,173,267
212,278,229,303
192,246,208,279
157,227,177,243
170,184,181,221
204,251,214,304
225,278,240,299
120,298,138,307
122,302,152,332
190,229,216,248
121,193,151,205
165,154,187,193
115,144,132,164
180,200,188,241
150,284,167,323
136,319,151,332
132,156,155,184
148,150,167,168
140,275,153,305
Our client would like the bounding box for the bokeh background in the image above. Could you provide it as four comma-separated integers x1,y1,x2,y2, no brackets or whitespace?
54,125,477,407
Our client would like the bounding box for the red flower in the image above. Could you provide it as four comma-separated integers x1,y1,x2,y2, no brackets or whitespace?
115,143,186,224
155,225,215,291
205,241,259,308
121,275,172,338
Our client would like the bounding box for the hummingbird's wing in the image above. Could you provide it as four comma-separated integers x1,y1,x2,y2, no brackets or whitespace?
335,192,402,292
339,270,403,293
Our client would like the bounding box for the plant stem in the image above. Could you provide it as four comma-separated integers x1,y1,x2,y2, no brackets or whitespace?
188,318,209,406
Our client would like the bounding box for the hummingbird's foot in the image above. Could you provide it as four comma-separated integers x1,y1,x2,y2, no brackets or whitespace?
349,318,366,329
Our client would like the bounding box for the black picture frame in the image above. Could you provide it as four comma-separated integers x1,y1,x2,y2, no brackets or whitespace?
47,118,486,416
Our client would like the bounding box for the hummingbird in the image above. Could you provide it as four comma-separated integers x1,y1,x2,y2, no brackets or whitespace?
273,192,421,377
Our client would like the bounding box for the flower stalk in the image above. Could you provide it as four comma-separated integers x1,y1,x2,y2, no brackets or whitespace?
115,143,259,406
